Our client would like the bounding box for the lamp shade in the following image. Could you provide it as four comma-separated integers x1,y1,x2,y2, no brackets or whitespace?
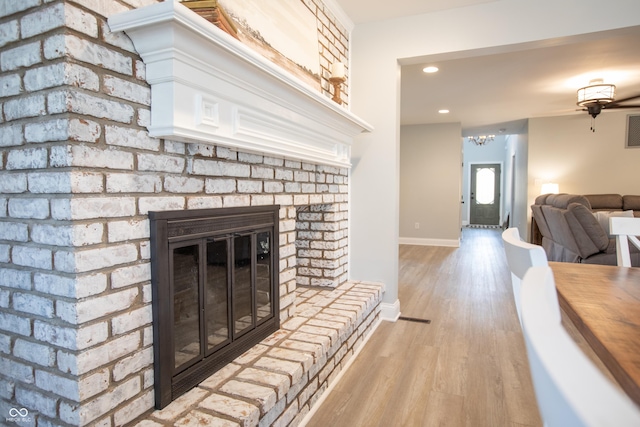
577,80,615,106
540,183,559,195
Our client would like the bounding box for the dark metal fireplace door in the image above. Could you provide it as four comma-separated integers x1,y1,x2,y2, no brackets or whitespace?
149,205,280,408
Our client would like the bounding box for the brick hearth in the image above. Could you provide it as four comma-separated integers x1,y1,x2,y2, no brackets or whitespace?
135,281,383,426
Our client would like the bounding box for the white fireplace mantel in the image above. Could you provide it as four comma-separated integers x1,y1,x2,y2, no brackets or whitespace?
108,1,372,168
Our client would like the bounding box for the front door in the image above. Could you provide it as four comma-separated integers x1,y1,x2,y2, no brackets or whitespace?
470,163,501,225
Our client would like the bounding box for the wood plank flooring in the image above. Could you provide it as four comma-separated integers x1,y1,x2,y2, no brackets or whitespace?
305,228,543,427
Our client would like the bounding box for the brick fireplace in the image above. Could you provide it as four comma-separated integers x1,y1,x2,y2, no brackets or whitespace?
0,1,382,426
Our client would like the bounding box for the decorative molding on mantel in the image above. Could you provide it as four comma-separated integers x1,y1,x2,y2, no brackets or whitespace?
108,1,372,168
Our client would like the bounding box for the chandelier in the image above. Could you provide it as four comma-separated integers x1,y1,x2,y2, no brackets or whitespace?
467,135,495,146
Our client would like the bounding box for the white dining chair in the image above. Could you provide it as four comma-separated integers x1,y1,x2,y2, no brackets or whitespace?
521,266,640,427
609,216,640,267
502,227,549,326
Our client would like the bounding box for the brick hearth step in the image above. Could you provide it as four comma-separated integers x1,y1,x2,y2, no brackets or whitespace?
135,280,384,427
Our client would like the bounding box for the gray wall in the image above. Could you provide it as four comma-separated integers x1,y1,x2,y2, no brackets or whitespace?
400,123,462,246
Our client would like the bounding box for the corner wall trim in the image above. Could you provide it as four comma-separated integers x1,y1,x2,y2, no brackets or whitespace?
379,299,401,322
399,237,460,247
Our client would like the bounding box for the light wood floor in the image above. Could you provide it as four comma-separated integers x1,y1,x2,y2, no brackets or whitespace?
306,227,543,427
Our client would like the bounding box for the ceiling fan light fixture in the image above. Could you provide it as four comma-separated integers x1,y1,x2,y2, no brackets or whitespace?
576,79,616,107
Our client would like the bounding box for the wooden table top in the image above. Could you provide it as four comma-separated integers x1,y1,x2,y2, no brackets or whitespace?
550,262,640,406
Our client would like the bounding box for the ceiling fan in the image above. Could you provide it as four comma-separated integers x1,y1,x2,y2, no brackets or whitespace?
577,79,640,130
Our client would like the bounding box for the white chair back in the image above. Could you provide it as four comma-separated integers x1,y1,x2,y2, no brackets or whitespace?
609,217,640,267
501,227,549,326
521,266,640,427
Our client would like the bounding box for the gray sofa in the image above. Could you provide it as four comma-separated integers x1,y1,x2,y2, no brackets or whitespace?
531,193,640,266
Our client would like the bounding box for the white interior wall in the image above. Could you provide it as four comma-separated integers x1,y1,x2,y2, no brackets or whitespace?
348,0,640,319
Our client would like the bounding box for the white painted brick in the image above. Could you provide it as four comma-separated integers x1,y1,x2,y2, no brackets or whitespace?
48,90,134,123
275,169,293,181
44,34,132,75
14,339,56,367
0,0,40,18
106,173,162,193
24,117,68,142
35,272,107,299
0,244,9,263
216,146,237,160
54,242,139,274
108,219,149,243
51,197,136,220
0,312,32,336
105,125,159,150
35,369,80,401
199,394,259,427
222,195,251,207
0,221,28,242
238,180,263,193
0,123,23,147
112,346,153,381
0,20,19,49
21,3,64,38
135,58,146,81
165,140,186,155
164,176,204,193
114,389,155,426
104,75,150,105
111,263,151,289
8,198,49,219
0,332,9,353
138,197,185,214
251,195,275,206
285,182,301,193
187,143,215,157
31,222,104,246
6,147,48,170
59,331,140,377
220,380,277,414
34,320,108,351
28,171,104,193
265,181,284,193
0,73,20,97
138,153,185,173
50,145,134,170
112,305,152,336
13,292,54,318
15,386,57,418
238,152,263,164
205,178,236,193
60,376,141,425
24,62,99,92
79,368,110,401
58,286,138,325
15,247,51,277
285,160,301,169
71,0,129,18
0,268,31,290
187,196,223,209
252,165,275,179
264,156,284,167
137,107,150,127
1,41,41,71
4,94,46,120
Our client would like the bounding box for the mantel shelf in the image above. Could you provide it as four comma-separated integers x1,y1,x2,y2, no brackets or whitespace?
109,1,372,168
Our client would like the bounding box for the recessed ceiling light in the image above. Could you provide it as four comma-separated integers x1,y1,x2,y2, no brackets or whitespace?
438,109,449,114
423,66,439,73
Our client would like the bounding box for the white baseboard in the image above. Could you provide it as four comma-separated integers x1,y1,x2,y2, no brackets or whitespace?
379,299,401,322
399,237,460,247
